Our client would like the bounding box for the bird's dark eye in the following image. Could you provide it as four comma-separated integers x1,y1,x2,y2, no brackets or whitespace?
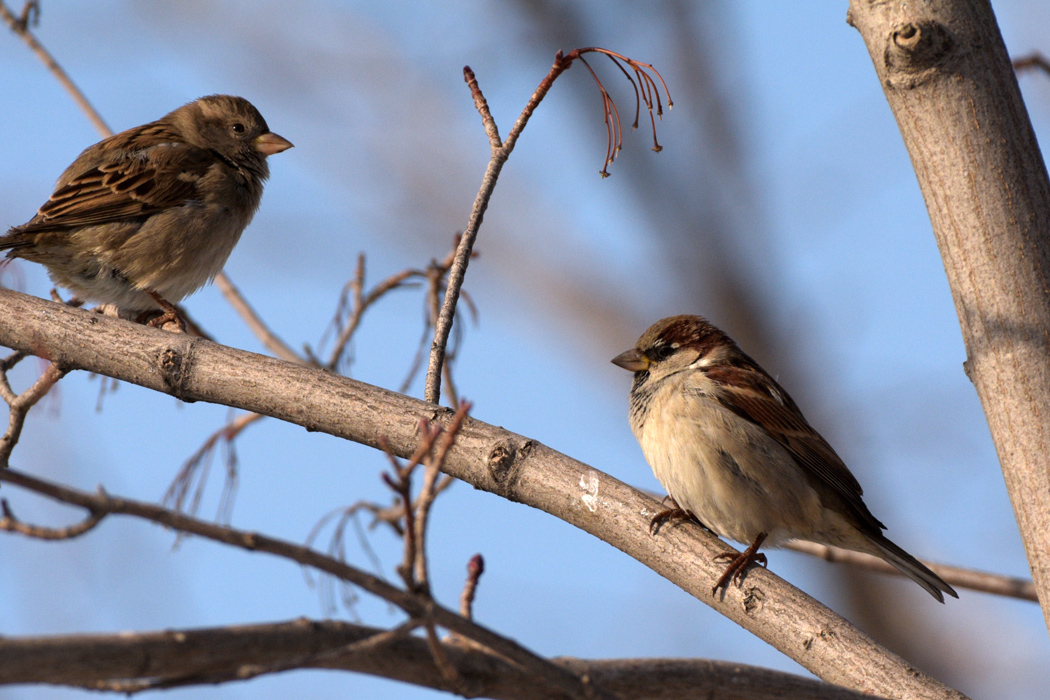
231,123,246,133
649,344,676,361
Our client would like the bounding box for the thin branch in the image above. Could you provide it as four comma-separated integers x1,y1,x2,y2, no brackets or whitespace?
0,498,102,539
0,359,67,467
422,62,553,405
163,411,264,520
0,467,615,700
402,243,471,401
785,540,1038,602
323,257,420,372
213,274,303,365
424,621,462,687
460,554,485,620
424,49,671,404
380,425,435,592
199,244,465,522
1013,52,1050,75
412,403,470,589
303,502,386,617
0,0,110,137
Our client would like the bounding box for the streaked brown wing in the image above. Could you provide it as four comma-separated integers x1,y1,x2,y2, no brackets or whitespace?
706,359,885,531
23,126,213,233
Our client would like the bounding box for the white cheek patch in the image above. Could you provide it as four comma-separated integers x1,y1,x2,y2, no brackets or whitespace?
692,355,714,369
691,346,722,369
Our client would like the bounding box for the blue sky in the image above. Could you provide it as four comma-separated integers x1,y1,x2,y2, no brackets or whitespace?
2,2,1050,698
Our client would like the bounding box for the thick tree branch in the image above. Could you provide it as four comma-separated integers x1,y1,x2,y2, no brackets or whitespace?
0,288,966,700
848,0,1050,628
0,620,878,699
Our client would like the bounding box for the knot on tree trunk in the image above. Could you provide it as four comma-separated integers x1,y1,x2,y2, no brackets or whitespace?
883,20,955,88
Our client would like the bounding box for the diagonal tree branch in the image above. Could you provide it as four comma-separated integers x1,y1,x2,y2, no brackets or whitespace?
0,288,967,700
0,1,109,135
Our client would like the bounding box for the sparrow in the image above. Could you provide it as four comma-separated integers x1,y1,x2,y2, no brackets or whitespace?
612,314,957,602
1,95,292,330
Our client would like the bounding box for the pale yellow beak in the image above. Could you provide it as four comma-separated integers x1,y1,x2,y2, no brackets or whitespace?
255,132,294,156
611,348,650,372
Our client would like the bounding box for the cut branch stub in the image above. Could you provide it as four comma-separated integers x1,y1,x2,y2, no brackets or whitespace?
883,20,956,87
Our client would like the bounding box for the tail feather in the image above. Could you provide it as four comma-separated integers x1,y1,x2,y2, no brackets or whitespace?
0,227,34,253
869,535,958,603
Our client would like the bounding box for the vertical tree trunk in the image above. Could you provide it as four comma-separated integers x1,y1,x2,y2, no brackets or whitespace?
848,0,1050,627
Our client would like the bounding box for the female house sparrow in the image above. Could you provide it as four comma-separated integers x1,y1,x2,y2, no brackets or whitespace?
1,95,292,329
612,315,957,602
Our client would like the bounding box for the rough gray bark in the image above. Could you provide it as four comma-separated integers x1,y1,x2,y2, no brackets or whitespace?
848,0,1050,629
0,289,966,700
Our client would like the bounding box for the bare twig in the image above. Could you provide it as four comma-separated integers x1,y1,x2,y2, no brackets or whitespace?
0,498,102,539
314,476,456,551
424,621,462,686
401,243,473,404
1013,52,1050,75
412,403,470,589
379,422,442,593
214,275,303,364
0,1,109,136
184,242,469,524
163,411,264,520
423,49,671,404
323,255,420,372
460,554,485,620
304,501,390,615
0,358,67,467
785,540,1038,602
0,467,616,700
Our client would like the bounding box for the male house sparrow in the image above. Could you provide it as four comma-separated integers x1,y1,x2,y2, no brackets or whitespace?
612,315,957,602
1,95,292,329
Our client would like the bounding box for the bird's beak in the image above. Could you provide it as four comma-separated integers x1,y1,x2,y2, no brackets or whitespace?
611,348,650,372
255,132,294,156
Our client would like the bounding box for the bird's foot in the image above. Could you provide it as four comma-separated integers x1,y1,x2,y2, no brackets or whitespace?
649,497,694,535
139,292,187,332
649,496,715,535
49,289,84,308
711,532,768,595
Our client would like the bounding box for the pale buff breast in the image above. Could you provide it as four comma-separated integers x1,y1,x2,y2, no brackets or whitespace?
635,373,826,546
